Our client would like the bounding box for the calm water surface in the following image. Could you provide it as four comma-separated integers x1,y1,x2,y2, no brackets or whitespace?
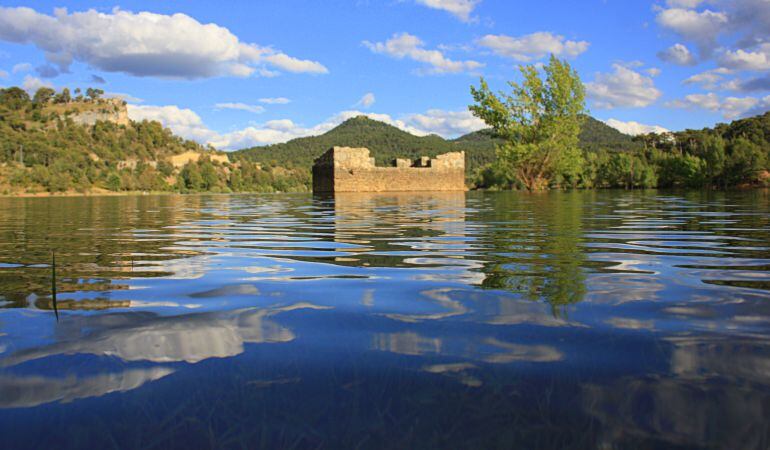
0,191,769,449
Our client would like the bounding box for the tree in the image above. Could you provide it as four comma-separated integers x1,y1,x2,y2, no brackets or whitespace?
0,87,31,110
54,88,71,104
106,172,122,191
86,87,104,101
32,87,56,105
470,55,586,190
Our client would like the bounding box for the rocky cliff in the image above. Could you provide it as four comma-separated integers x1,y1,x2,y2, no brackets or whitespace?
69,98,130,126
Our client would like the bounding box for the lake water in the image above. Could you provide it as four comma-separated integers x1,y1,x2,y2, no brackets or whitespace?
0,191,769,449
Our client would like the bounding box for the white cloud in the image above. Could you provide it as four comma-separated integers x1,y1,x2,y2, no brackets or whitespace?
0,69,7,78
667,92,721,110
104,92,143,103
666,92,769,119
258,97,290,105
655,1,770,71
604,119,669,136
682,68,732,90
214,102,266,114
354,92,376,108
413,0,480,22
666,0,707,7
402,109,485,136
129,103,485,150
0,7,327,79
741,94,770,117
127,104,218,142
477,32,589,62
646,67,662,77
363,32,483,74
718,43,770,71
12,62,31,73
259,52,328,74
657,43,697,66
585,64,662,109
21,75,53,92
656,8,728,56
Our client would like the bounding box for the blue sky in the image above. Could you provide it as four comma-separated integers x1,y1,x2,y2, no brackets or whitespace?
0,0,768,150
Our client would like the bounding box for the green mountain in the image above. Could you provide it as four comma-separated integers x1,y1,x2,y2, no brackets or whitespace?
579,115,642,152
233,116,486,170
232,115,641,173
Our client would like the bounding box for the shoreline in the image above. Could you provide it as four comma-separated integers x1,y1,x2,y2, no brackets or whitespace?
1,186,767,198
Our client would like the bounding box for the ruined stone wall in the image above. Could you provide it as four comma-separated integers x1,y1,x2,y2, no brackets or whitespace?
313,147,466,193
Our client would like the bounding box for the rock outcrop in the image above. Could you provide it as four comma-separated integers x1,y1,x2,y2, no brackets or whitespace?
70,98,130,127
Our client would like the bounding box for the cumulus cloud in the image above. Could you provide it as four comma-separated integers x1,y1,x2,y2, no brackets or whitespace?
666,0,707,7
656,0,770,69
104,92,143,103
0,69,7,78
363,32,483,74
585,64,662,109
402,109,485,136
0,7,328,79
604,119,669,136
666,92,769,118
667,92,721,110
413,0,480,22
656,8,728,56
646,67,662,77
128,104,485,150
21,75,52,92
214,102,266,114
657,43,697,66
354,92,376,108
258,97,291,105
682,68,732,90
127,104,218,142
12,62,31,74
718,43,770,71
477,32,589,62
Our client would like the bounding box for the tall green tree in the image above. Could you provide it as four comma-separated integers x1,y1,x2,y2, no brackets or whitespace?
470,55,586,190
32,87,56,105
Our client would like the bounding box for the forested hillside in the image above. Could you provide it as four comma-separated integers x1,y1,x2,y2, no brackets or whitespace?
232,115,636,175
2,85,767,194
0,86,308,194
233,116,477,170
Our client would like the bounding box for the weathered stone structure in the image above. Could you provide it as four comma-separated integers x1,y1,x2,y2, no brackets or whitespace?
312,147,465,193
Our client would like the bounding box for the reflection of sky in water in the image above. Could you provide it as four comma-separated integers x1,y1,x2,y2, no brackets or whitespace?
0,191,768,448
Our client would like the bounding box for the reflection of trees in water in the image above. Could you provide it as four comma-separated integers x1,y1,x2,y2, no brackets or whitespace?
478,191,588,312
0,195,210,306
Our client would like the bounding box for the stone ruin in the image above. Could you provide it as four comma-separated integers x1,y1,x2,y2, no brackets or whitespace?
312,147,465,193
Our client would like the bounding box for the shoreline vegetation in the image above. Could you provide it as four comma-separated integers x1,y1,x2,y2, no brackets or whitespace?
0,59,768,195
